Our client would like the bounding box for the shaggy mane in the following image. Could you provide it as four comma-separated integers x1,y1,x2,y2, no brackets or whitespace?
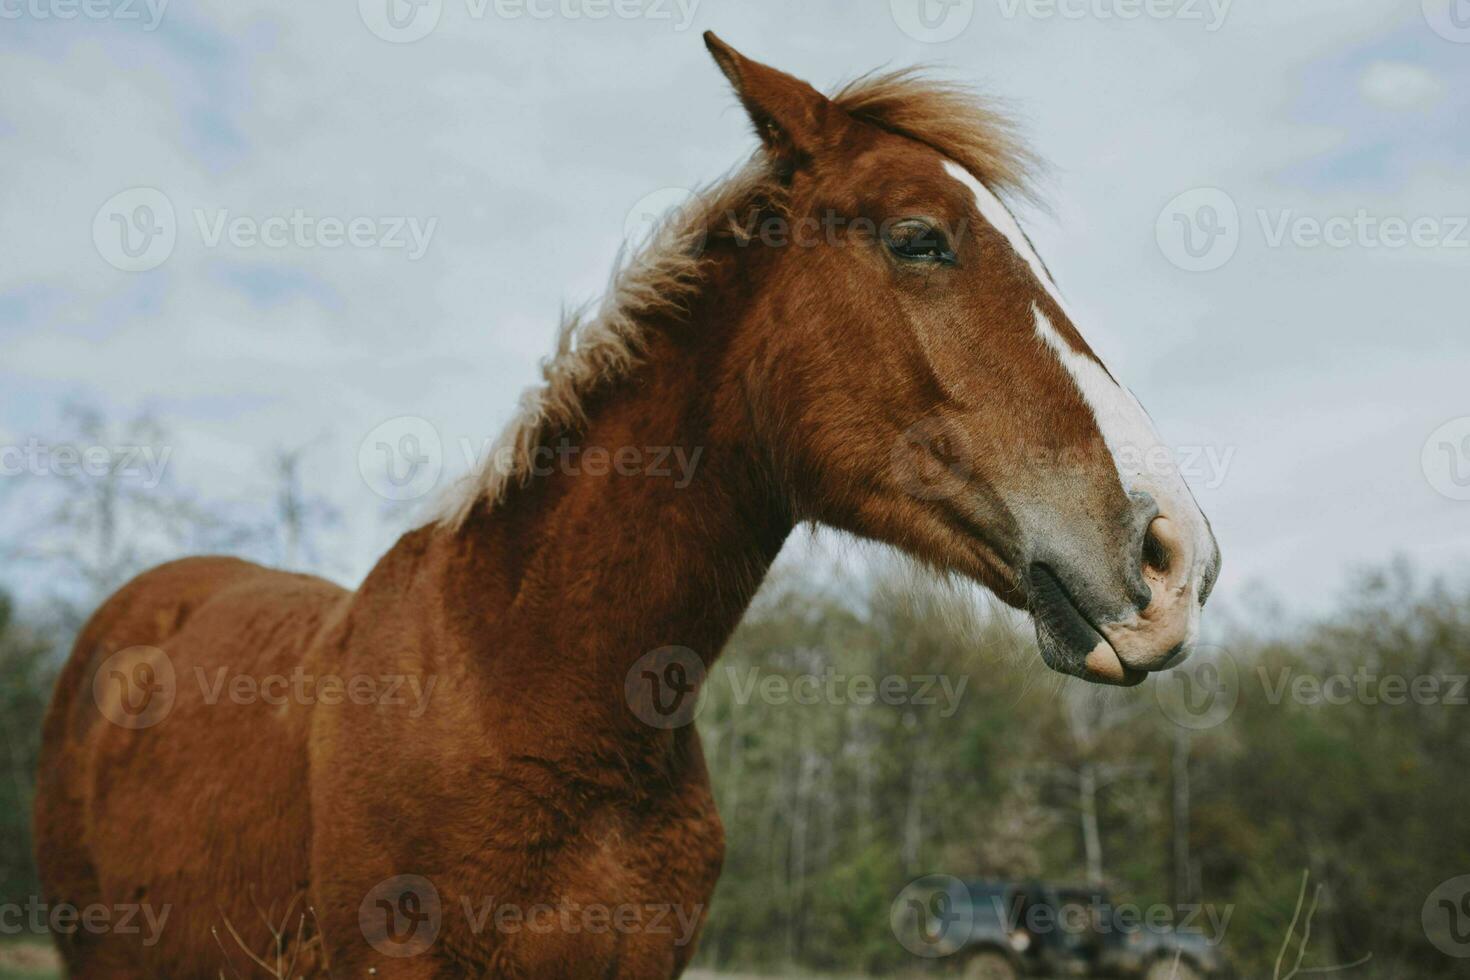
436,69,1038,528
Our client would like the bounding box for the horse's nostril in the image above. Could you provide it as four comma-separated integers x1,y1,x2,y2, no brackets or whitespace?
1141,517,1172,578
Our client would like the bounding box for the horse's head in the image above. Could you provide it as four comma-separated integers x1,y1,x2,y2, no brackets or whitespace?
706,34,1220,686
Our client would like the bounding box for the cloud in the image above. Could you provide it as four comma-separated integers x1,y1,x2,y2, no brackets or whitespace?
1359,60,1444,111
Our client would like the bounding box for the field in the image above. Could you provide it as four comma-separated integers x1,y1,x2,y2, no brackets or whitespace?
0,944,56,980
686,973,877,980
0,945,881,980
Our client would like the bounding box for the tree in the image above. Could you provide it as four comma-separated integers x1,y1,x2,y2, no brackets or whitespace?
264,442,341,572
7,404,235,621
0,590,50,908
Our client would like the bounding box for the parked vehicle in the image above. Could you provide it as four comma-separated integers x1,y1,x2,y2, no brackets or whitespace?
951,879,1232,979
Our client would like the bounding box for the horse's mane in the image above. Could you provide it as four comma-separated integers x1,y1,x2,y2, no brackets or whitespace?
436,70,1038,528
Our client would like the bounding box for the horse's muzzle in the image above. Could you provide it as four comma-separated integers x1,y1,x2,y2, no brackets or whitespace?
1027,499,1218,686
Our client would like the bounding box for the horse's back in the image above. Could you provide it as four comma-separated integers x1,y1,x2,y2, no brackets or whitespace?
35,555,350,978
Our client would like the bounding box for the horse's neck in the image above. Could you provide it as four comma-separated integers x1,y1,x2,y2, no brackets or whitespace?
424,275,792,743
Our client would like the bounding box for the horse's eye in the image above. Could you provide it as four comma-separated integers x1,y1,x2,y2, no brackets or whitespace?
884,220,955,264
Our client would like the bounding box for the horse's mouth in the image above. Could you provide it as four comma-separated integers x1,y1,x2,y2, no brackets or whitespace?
1028,563,1147,687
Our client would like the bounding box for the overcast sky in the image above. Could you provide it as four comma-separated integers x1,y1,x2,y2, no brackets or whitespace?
2,0,1468,617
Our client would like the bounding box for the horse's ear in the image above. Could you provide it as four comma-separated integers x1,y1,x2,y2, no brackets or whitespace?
703,32,838,174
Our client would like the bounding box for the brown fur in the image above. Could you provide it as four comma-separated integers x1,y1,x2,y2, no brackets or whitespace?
35,36,1203,978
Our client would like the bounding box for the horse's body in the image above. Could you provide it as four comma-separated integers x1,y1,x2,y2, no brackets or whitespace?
39,519,736,978
36,35,1218,978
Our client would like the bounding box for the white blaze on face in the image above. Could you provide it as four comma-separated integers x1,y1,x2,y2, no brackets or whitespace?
940,160,1214,603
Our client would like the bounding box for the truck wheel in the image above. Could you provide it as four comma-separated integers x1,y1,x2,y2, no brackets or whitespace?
962,950,1020,980
1145,957,1203,980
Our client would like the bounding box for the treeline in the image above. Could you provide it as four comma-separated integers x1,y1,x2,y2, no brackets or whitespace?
692,563,1470,978
0,591,49,910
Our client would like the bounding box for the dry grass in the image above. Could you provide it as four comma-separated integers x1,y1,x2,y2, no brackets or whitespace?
0,942,60,979
686,972,880,980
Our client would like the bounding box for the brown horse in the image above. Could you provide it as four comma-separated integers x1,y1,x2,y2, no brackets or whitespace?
34,34,1219,979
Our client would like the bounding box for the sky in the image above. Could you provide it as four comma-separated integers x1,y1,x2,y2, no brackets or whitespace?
1,0,1468,618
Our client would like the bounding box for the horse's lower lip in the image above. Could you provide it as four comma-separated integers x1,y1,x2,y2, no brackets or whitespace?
1029,563,1145,686
1083,639,1147,686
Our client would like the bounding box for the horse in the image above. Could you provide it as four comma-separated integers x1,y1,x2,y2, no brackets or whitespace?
34,33,1220,979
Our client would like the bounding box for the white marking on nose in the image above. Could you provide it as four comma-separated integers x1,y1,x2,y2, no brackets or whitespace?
1031,306,1170,496
942,160,1074,322
941,160,1164,493
941,159,1214,591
